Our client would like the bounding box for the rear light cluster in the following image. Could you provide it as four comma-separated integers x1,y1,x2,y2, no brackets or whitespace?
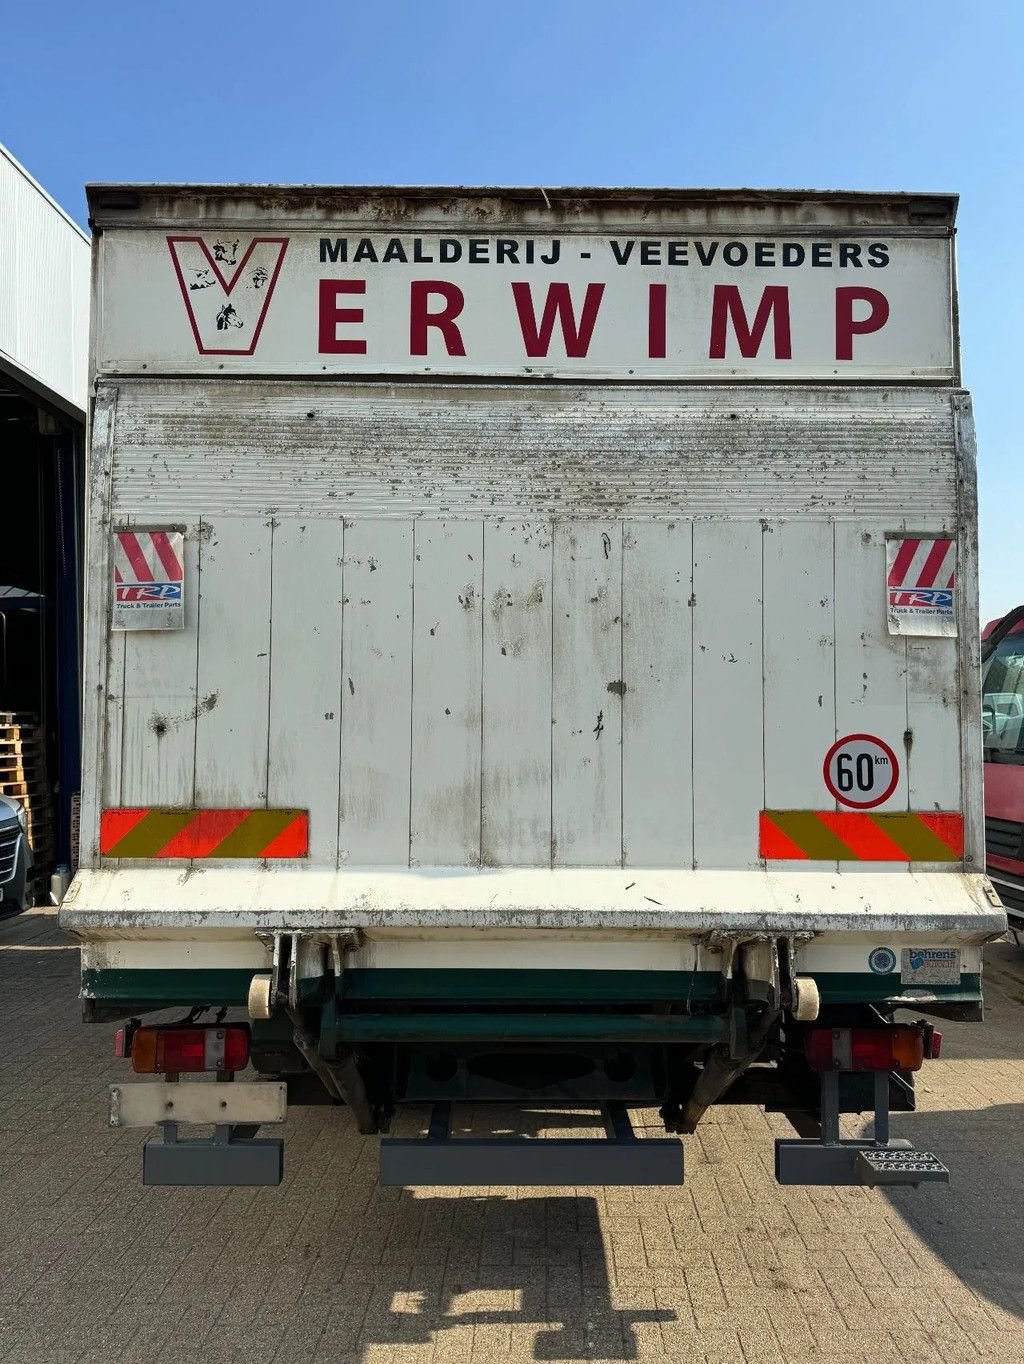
115,1024,251,1074
805,1024,940,1073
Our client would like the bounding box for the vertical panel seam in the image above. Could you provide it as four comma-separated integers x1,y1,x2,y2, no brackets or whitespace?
185,516,205,875
690,522,697,871
264,518,276,811
621,515,629,867
549,521,556,869
190,517,204,814
478,520,485,869
114,632,126,807
91,387,120,862
407,520,416,869
760,522,767,869
831,520,839,873
115,512,131,810
901,514,912,872
340,515,349,867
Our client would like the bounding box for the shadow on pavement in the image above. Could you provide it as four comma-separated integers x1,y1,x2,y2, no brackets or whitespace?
885,1104,1024,1322
323,1194,676,1361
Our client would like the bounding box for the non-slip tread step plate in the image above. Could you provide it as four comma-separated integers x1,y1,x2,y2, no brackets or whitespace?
856,1148,949,1185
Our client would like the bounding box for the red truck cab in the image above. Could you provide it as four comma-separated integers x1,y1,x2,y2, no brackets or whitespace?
983,607,1024,942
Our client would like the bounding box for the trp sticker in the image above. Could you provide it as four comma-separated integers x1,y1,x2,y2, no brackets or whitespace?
823,733,899,809
112,530,185,631
886,535,957,637
901,948,961,986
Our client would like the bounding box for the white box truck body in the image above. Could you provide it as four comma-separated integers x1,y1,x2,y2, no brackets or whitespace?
62,185,1003,1187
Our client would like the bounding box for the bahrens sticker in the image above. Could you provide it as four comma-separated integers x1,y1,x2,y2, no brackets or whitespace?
901,948,961,986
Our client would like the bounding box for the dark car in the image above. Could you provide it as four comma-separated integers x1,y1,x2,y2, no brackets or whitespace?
0,794,32,914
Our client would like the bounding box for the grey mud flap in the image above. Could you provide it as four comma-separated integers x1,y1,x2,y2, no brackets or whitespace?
110,1080,286,1187
380,1102,684,1187
143,1123,284,1187
774,1070,950,1188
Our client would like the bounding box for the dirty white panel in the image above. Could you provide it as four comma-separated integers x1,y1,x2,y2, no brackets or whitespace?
552,523,622,867
268,520,343,865
906,637,961,812
833,524,909,816
622,521,692,867
762,522,837,810
410,522,484,866
120,526,201,806
193,518,272,805
340,520,413,863
481,521,553,866
692,522,763,869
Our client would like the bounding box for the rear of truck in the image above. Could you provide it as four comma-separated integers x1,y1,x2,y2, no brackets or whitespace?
62,185,1004,1188
982,609,1024,941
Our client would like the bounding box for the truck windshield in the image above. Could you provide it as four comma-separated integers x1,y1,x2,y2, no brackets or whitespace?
983,632,1024,764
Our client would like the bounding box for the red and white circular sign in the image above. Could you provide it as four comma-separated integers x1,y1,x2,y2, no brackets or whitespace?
823,733,899,809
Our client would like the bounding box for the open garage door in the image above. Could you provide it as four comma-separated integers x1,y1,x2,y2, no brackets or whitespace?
0,381,83,899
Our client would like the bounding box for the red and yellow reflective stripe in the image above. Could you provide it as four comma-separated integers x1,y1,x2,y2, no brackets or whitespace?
100,809,308,858
760,811,963,862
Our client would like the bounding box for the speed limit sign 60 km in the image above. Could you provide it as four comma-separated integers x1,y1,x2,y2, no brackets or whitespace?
823,734,899,809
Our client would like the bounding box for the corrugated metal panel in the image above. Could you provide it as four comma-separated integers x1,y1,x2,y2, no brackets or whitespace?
107,381,957,522
0,145,90,417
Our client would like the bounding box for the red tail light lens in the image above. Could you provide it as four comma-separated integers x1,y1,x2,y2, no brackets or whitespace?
806,1025,926,1073
130,1025,250,1074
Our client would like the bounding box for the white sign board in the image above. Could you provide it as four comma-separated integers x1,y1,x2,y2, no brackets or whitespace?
95,229,954,381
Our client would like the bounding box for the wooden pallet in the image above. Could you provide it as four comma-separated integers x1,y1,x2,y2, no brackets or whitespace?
0,758,35,775
0,741,45,760
0,784,49,803
0,715,53,864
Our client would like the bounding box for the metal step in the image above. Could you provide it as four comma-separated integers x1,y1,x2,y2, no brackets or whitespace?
775,1138,950,1187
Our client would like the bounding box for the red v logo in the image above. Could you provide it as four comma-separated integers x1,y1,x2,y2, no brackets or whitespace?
167,235,289,355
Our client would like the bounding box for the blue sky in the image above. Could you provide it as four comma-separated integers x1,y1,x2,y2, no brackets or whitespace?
2,1,1019,622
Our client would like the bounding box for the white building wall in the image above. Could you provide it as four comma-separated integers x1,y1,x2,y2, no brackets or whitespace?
0,144,89,419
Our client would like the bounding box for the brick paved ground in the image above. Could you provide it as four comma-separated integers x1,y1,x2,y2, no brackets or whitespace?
0,908,1022,1363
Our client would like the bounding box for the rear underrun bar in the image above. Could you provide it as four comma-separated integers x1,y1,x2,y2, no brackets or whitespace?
380,1101,685,1187
330,1012,728,1043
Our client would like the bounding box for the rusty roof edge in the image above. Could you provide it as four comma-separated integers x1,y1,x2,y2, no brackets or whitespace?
85,182,959,224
